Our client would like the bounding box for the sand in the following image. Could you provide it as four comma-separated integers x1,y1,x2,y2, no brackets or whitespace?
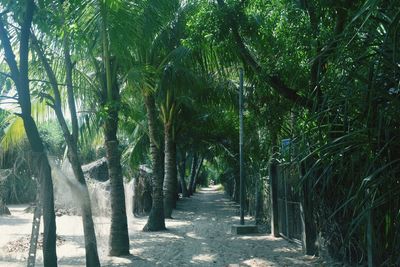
0,186,319,266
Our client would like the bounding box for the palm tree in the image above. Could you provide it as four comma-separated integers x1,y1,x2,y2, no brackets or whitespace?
97,0,130,255
159,61,200,215
177,147,189,197
0,1,58,265
160,87,178,218
29,1,106,263
31,30,101,267
123,0,182,231
142,93,166,230
152,2,209,218
72,0,133,254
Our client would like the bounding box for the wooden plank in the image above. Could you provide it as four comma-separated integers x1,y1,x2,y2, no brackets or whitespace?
27,204,41,267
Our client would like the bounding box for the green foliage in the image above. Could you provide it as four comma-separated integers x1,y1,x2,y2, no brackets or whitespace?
38,121,65,157
0,0,399,264
0,110,8,140
183,0,400,264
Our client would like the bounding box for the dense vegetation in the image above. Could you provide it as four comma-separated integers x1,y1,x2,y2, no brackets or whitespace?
0,0,399,266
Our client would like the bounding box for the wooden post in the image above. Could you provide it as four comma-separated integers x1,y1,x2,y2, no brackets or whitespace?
270,159,280,237
300,162,317,255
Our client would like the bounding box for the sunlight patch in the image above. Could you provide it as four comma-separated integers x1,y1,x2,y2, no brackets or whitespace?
191,253,216,262
186,231,204,240
241,257,276,266
272,247,296,252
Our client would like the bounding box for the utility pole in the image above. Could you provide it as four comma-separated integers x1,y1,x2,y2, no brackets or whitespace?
231,68,257,234
239,68,245,225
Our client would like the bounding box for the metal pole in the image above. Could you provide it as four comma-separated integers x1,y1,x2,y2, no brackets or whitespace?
239,68,245,225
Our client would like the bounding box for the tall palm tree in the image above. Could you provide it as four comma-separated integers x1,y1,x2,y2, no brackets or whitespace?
148,2,205,218
31,19,101,267
72,0,134,254
159,60,201,216
0,1,58,265
143,93,166,230
123,0,182,231
97,0,130,255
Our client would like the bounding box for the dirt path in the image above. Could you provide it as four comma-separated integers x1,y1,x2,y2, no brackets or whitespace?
123,186,317,267
0,186,319,266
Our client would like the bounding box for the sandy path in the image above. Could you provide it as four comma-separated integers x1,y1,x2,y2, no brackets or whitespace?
125,186,317,267
0,186,318,266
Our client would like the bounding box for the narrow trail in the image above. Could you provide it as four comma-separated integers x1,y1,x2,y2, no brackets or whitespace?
121,186,318,267
0,186,320,266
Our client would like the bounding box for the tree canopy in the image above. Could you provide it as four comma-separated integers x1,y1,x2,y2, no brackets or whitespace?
0,0,399,266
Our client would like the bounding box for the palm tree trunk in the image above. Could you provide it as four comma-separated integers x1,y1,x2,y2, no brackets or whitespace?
18,124,59,267
0,165,10,216
30,140,57,267
188,153,198,196
22,62,58,267
97,1,131,253
68,146,101,267
178,152,189,198
0,3,58,265
32,31,102,266
191,157,204,194
143,95,166,231
104,108,130,255
62,25,105,264
163,123,178,218
21,76,59,267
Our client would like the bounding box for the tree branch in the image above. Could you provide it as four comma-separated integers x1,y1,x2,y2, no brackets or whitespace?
0,16,20,84
29,79,66,86
216,0,313,110
0,71,12,79
31,32,73,144
63,27,79,144
0,0,35,117
38,92,56,106
0,95,18,100
310,7,348,109
31,33,63,107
